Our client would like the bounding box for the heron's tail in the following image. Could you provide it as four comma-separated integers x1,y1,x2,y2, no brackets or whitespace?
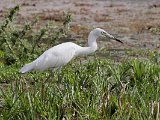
19,62,35,73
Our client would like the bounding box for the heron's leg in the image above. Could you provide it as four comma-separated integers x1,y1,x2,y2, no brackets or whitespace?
41,70,54,101
44,70,54,83
57,67,62,83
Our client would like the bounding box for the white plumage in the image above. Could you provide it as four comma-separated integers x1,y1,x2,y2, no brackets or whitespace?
20,28,122,73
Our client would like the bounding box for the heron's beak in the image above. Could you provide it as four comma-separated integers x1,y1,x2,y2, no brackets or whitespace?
103,32,123,44
112,37,123,44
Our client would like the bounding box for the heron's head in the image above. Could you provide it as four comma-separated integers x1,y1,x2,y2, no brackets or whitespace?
93,28,123,43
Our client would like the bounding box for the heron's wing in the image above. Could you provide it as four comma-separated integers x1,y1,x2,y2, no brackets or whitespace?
33,45,76,71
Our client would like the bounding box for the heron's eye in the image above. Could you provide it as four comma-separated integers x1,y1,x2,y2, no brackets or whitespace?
101,31,106,35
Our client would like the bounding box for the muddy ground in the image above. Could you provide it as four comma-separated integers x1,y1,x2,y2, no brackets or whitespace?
0,0,160,55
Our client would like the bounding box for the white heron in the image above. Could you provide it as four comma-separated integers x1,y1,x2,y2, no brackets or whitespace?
20,28,123,74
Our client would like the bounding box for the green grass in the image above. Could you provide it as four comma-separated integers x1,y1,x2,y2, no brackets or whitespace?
0,57,160,120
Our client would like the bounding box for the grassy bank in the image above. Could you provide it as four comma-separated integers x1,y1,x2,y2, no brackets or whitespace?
0,57,160,120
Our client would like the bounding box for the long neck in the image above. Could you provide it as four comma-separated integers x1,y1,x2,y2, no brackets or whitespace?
75,31,98,56
88,31,98,49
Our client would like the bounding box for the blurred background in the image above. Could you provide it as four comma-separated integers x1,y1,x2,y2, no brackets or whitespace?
0,0,159,52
